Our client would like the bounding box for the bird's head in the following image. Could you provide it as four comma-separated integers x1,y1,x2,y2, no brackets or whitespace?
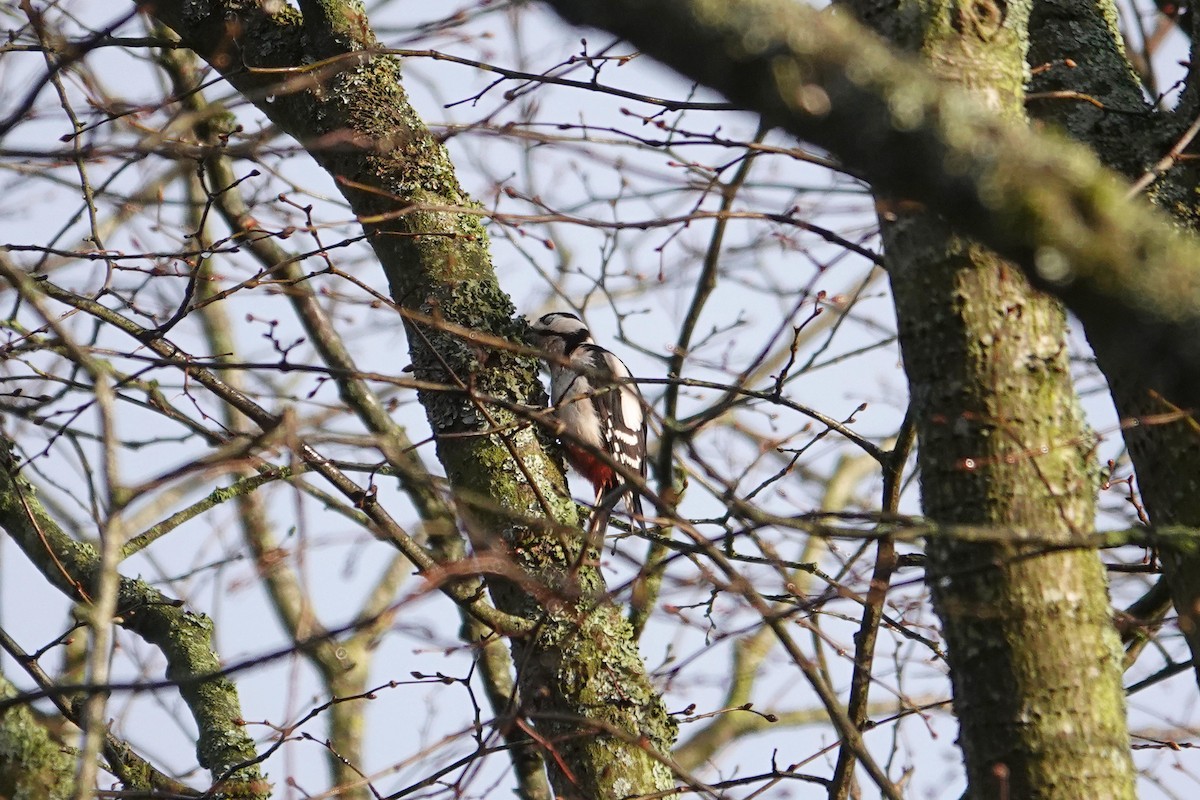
526,311,594,358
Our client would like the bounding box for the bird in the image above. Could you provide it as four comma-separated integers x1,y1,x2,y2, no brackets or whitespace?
527,311,648,534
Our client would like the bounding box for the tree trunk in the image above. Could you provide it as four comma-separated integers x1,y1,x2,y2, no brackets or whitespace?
538,1,1142,795
884,222,1133,798
848,1,1134,795
146,2,677,797
1027,0,1200,691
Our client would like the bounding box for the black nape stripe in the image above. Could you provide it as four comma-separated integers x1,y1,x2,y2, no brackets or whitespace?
563,327,590,355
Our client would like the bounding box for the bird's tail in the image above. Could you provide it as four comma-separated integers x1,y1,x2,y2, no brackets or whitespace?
590,480,647,535
627,488,648,532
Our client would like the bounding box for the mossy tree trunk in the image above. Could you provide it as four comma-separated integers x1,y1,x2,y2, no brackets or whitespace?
1026,0,1200,689
0,435,267,798
845,0,1135,796
144,2,677,797
879,225,1134,797
0,673,75,800
539,0,1144,796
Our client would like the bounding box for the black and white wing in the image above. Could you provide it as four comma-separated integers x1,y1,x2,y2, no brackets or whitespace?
578,343,648,521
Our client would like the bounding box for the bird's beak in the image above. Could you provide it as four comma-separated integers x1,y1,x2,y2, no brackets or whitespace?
523,317,541,346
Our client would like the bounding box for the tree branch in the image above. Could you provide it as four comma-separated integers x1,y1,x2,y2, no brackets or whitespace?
0,435,268,797
538,0,1200,408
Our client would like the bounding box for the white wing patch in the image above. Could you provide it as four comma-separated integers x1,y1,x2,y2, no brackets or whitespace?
539,326,648,528
581,344,647,523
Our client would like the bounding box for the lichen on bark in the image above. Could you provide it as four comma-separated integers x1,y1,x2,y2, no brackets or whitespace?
145,2,679,796
0,436,268,798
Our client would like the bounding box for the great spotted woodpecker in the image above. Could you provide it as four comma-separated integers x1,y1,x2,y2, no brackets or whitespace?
527,312,647,532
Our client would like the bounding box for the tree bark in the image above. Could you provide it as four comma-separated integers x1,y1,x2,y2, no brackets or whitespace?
883,224,1133,798
536,0,1137,795
0,673,75,800
145,2,677,796
1027,0,1200,690
0,435,267,798
848,1,1132,795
